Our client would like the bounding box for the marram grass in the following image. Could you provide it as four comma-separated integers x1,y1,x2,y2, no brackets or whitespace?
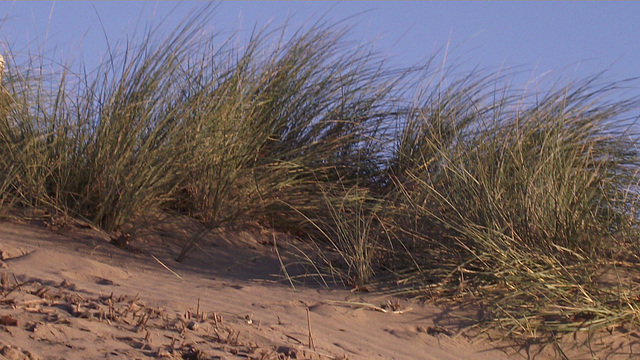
0,5,639,347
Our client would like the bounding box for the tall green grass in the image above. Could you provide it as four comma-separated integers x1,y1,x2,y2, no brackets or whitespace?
388,73,640,337
0,10,409,261
1,6,639,344
0,10,207,229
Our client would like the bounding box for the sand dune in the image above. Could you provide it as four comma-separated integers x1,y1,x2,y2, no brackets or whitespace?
0,219,634,359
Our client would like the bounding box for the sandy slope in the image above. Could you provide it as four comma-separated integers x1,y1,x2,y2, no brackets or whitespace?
0,218,635,360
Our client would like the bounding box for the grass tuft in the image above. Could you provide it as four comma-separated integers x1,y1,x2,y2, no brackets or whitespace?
388,72,640,338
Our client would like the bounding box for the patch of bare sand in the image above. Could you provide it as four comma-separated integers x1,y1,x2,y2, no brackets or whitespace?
0,219,636,359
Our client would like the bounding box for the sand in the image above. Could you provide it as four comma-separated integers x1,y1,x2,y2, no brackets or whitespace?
0,217,636,360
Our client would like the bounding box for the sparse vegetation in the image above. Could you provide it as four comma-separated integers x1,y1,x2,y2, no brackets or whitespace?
1,5,639,347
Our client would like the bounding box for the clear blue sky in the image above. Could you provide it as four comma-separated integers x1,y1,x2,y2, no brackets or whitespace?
1,1,639,97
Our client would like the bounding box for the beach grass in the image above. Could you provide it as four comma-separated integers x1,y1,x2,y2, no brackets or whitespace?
1,5,639,345
386,72,640,339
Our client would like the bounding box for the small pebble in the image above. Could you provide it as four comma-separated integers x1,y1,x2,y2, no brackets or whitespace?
187,320,198,331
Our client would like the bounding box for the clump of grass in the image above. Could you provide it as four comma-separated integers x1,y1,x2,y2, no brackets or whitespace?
389,70,640,339
287,181,386,288
170,20,411,261
0,9,214,230
0,7,410,265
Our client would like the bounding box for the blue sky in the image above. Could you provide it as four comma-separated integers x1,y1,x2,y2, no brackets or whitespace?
0,1,639,97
